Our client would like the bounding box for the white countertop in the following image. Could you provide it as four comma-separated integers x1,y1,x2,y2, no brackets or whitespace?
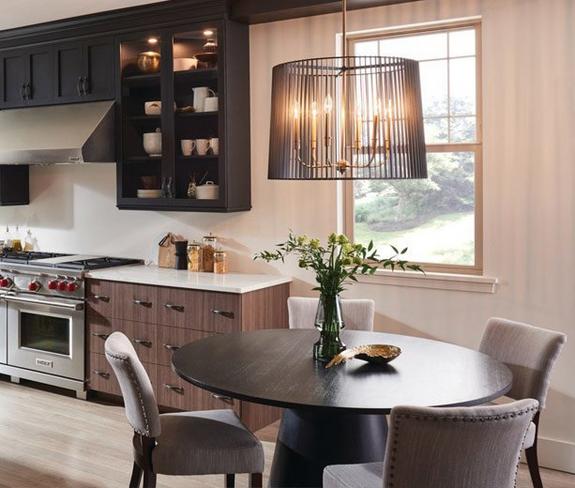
87,264,292,294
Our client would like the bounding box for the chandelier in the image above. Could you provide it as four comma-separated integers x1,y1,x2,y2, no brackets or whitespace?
268,0,427,180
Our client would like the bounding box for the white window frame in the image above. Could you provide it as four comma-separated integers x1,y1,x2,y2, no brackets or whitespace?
344,20,483,275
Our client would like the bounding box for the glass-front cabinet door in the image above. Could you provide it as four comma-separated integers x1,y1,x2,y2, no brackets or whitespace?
118,26,223,209
170,26,222,206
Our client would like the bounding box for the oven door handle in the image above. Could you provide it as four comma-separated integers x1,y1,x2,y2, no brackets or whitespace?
2,294,84,311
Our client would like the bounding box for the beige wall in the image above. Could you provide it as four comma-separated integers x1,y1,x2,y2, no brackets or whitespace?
0,0,574,472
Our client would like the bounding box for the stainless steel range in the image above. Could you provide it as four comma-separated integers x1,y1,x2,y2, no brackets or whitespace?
0,251,141,398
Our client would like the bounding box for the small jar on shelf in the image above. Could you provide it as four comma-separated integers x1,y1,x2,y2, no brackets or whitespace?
213,249,228,274
202,233,217,272
187,242,202,272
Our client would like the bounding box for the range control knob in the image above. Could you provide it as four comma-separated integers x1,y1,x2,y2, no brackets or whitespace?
28,281,41,292
47,280,60,290
0,278,12,288
66,282,78,293
58,281,69,291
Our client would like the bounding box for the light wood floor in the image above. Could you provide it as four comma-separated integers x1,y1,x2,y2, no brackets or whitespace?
0,378,573,488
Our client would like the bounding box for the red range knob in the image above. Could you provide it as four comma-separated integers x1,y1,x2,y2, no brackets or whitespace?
66,282,78,293
0,278,11,288
28,281,41,292
58,281,69,291
48,280,59,290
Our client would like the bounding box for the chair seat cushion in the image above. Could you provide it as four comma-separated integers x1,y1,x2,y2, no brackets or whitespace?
523,421,536,449
148,410,264,476
323,462,383,488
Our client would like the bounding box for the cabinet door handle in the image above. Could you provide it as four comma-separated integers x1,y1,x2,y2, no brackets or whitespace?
91,332,110,340
25,82,32,100
212,393,234,405
93,295,110,302
77,76,83,96
211,309,235,319
164,384,184,394
92,370,110,379
164,303,184,312
21,83,27,101
132,338,152,348
133,299,152,307
163,344,181,351
82,76,90,95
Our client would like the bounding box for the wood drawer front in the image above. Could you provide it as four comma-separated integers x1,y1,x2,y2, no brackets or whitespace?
86,279,115,318
157,326,212,366
89,353,157,396
156,365,237,413
156,287,202,328
204,292,241,333
88,317,157,364
115,283,158,324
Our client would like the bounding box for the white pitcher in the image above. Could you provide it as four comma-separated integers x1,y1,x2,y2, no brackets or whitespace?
192,87,216,112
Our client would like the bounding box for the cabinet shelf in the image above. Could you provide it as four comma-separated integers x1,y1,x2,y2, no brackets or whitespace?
177,155,218,161
123,73,161,86
174,68,218,83
175,111,218,118
126,156,163,162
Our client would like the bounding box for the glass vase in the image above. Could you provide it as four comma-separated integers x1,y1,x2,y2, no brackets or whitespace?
313,294,346,362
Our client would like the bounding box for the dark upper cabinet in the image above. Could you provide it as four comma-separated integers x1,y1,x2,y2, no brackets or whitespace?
0,47,54,108
0,51,27,108
27,47,54,106
54,43,84,102
55,37,115,103
83,40,115,101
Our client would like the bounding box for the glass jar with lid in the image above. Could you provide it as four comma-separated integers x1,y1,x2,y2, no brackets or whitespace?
213,250,228,274
187,242,202,272
202,233,217,272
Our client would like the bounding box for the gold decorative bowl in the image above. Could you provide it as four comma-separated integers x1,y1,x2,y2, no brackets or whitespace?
137,51,161,73
326,344,402,368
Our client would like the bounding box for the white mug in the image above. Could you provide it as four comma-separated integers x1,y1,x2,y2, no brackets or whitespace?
192,87,216,112
209,138,219,155
181,139,194,156
195,139,210,156
203,96,218,112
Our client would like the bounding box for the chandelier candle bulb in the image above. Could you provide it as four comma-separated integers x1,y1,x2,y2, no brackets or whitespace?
355,113,362,149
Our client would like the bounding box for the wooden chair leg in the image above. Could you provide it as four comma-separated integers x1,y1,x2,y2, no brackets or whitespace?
142,469,156,488
129,462,143,488
225,473,235,487
250,473,263,488
526,445,543,488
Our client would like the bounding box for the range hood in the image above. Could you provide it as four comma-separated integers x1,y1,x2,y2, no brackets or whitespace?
0,101,115,164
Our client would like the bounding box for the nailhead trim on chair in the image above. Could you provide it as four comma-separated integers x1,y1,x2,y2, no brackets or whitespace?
106,351,153,437
386,406,539,488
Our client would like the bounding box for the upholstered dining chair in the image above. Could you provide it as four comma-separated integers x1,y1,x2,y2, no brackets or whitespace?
323,399,539,488
479,317,566,488
287,297,375,330
104,332,264,488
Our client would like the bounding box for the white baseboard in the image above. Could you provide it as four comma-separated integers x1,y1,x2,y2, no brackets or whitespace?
524,436,575,474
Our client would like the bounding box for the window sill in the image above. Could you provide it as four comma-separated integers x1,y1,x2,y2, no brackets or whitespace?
357,269,498,294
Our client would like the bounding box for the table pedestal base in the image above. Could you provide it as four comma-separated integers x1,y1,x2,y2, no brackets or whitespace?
269,408,388,488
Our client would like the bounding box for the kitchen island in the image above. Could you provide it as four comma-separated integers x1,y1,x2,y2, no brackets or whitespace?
85,265,291,431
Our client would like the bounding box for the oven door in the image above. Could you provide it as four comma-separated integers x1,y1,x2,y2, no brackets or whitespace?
5,294,84,381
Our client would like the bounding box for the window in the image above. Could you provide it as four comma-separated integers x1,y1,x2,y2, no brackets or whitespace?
346,22,482,274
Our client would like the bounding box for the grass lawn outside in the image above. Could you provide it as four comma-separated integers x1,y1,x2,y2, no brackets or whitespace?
354,211,475,266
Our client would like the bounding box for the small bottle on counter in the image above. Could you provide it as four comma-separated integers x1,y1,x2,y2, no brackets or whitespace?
202,233,217,272
187,242,202,272
12,225,22,252
4,226,13,251
174,240,189,270
213,249,228,274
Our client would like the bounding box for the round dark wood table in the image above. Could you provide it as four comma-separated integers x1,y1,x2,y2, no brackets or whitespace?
172,329,512,488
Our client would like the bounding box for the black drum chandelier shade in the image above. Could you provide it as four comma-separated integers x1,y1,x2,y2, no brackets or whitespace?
267,1,428,180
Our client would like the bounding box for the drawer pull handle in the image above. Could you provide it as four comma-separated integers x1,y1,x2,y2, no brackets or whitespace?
163,344,181,351
212,393,234,405
93,370,110,379
211,309,235,319
91,332,110,340
164,384,184,394
132,339,152,347
164,303,184,312
93,295,110,302
133,299,152,307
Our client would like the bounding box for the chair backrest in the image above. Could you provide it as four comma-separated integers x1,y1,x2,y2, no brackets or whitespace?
105,331,161,438
382,399,539,488
287,297,375,331
479,317,566,408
